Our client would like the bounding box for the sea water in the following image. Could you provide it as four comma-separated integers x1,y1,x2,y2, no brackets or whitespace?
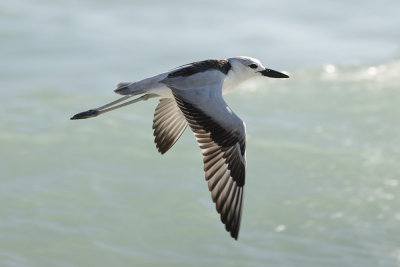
1,0,399,266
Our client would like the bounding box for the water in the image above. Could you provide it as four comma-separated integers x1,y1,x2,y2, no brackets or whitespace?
1,0,400,266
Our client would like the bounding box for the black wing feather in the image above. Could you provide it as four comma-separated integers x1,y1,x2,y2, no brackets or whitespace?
173,93,246,239
152,98,187,154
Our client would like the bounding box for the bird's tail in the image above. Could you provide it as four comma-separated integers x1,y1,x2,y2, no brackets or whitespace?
114,82,146,96
114,80,152,96
114,85,138,95
115,82,132,89
114,72,168,96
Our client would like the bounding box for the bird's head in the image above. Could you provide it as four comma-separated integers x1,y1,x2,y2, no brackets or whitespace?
227,56,289,80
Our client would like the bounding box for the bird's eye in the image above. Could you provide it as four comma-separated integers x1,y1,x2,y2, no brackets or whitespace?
249,64,258,69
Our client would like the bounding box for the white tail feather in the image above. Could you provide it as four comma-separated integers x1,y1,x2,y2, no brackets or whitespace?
116,82,133,89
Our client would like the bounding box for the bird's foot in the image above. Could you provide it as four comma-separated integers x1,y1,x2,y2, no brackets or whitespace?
70,109,99,120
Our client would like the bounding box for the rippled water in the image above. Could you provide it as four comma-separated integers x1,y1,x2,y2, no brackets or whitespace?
1,0,400,266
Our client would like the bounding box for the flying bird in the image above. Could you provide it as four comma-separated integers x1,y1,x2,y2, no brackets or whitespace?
71,56,289,239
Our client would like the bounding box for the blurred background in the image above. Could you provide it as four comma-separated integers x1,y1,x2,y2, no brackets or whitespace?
1,0,399,266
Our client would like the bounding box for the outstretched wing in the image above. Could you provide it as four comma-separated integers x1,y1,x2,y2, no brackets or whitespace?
152,98,187,154
165,74,246,239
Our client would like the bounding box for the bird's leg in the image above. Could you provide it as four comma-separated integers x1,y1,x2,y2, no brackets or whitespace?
96,95,133,110
95,93,158,115
70,93,158,120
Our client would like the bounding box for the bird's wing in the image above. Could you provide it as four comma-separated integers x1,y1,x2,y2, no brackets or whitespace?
152,98,188,154
165,76,246,239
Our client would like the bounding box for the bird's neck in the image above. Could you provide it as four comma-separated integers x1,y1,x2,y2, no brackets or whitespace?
222,69,251,95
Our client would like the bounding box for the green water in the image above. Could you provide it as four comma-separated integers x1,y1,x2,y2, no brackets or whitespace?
1,0,400,266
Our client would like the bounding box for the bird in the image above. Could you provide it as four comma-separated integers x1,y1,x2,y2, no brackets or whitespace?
71,56,289,240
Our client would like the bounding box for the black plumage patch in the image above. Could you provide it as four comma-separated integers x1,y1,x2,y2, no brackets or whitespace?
173,92,246,239
173,92,245,187
168,59,232,78
173,92,241,150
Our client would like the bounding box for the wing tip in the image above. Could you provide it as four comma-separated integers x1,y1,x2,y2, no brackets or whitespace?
225,215,241,240
231,231,239,240
156,144,168,154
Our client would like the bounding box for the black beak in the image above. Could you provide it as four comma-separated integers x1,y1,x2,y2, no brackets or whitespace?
259,68,289,78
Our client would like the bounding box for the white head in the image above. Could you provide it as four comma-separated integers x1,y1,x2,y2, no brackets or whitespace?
227,56,289,80
221,56,288,94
